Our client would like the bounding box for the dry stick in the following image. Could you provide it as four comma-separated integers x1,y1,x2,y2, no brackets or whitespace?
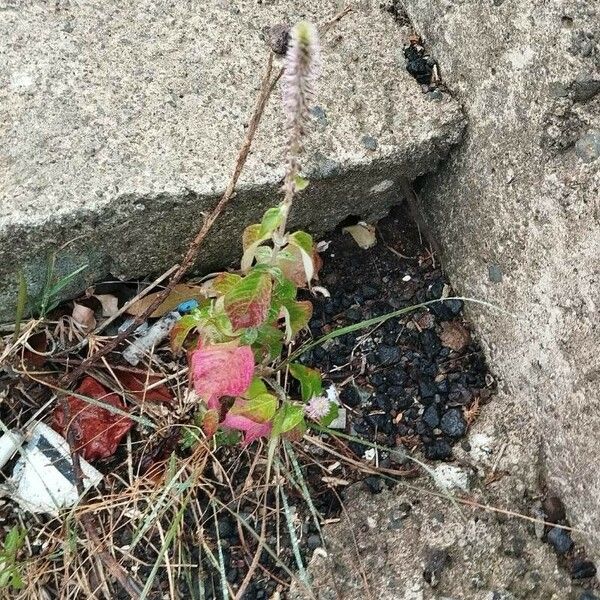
59,52,276,389
306,435,585,534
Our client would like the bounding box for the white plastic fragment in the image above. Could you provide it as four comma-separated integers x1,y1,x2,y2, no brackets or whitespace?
363,447,376,462
324,385,346,429
8,422,102,516
122,310,180,366
311,285,330,298
0,429,25,469
117,317,149,335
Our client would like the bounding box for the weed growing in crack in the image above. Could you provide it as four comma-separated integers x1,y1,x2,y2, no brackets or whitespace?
178,22,335,450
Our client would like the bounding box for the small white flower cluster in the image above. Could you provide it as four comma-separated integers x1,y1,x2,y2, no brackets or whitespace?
304,394,332,420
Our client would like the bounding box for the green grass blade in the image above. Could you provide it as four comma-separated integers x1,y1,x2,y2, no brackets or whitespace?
279,474,308,585
310,425,465,520
282,296,507,366
284,442,323,541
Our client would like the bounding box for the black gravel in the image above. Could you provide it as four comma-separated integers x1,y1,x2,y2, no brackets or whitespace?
571,559,598,580
547,527,574,555
302,204,493,462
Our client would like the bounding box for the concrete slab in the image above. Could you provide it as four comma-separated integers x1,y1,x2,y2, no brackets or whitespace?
404,0,600,569
0,1,464,320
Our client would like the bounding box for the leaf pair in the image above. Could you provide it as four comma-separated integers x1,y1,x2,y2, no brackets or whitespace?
241,205,285,272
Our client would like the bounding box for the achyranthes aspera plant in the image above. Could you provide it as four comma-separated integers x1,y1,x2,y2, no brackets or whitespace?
172,21,337,445
172,201,337,445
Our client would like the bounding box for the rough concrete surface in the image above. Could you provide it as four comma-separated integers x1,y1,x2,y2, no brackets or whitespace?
401,0,600,569
0,0,464,320
291,391,590,599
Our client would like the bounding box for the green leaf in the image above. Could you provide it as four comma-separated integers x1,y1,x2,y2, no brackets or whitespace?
253,324,284,360
241,222,270,272
230,393,277,422
294,174,310,191
289,231,313,255
254,246,273,264
319,402,339,427
170,314,200,351
240,327,259,345
283,300,313,339
273,278,297,304
224,270,273,330
245,377,268,399
212,272,242,295
289,363,323,402
259,206,284,238
215,429,241,447
181,426,201,450
273,402,305,436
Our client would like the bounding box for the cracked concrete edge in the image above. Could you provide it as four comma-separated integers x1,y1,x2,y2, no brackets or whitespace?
0,112,465,321
289,387,580,600
0,0,466,321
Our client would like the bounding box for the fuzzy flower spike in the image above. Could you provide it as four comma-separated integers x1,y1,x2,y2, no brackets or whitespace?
282,20,321,204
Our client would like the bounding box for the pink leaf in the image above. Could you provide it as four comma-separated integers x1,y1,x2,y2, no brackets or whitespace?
191,343,255,409
222,411,272,445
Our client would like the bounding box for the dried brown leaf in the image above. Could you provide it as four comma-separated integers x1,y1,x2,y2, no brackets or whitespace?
439,321,471,352
342,222,377,249
72,303,96,331
94,294,119,317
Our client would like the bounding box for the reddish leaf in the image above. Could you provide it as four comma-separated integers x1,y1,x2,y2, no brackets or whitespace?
277,244,308,287
190,342,255,410
277,245,322,288
114,370,174,405
202,409,220,438
52,377,133,461
224,271,272,330
222,410,272,445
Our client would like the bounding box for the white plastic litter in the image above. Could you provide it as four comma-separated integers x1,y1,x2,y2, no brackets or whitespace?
7,422,102,515
122,311,180,366
0,429,25,469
